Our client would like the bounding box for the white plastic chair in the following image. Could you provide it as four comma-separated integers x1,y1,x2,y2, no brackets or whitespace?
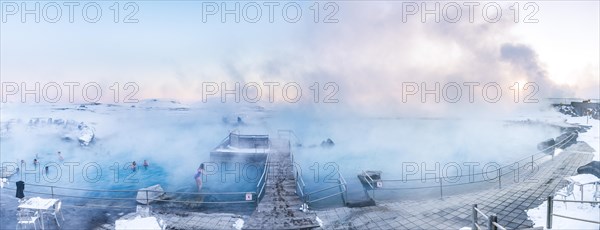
45,200,65,228
16,209,40,230
556,182,576,208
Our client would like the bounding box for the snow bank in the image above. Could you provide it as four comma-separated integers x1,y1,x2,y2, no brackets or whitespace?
525,112,600,229
565,116,600,161
526,182,600,229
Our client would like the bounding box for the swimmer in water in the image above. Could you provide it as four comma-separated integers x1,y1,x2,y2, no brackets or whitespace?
131,161,137,171
57,151,64,161
195,163,205,192
33,159,38,166
143,160,149,169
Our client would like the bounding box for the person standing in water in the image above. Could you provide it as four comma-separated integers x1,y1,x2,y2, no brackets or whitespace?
131,161,137,171
143,160,149,169
195,163,205,192
57,151,64,161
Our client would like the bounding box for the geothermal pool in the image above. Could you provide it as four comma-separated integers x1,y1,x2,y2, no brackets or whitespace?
0,102,561,211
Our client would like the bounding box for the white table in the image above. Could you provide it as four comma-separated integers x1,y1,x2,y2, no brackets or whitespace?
115,216,162,230
18,197,59,230
564,174,600,202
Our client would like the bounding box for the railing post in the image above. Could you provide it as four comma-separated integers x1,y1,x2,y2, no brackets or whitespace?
51,186,54,198
472,204,478,230
531,155,534,172
439,179,443,200
547,196,553,229
498,168,501,189
146,190,149,205
488,214,497,230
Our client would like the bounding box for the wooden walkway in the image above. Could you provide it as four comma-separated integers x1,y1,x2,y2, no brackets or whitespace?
244,139,319,229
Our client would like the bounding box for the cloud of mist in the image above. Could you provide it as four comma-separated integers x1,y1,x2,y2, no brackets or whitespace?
0,2,591,198
500,43,572,98
172,2,578,118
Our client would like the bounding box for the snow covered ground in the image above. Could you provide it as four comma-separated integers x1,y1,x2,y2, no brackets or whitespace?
566,116,600,161
526,178,599,229
525,113,600,229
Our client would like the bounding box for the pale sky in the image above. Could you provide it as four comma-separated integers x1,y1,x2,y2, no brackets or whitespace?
1,1,598,110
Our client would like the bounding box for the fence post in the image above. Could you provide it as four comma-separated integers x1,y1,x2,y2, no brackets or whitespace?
498,168,501,189
439,179,443,200
146,190,149,205
51,186,54,198
547,196,553,229
531,155,534,172
488,214,497,230
472,204,478,230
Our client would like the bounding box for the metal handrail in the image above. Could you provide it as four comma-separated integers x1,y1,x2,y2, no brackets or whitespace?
256,152,271,201
3,186,257,205
21,182,255,196
552,214,600,224
370,132,577,191
338,171,347,185
257,153,270,188
492,222,507,230
473,207,489,220
289,141,308,204
305,183,342,197
6,181,258,204
214,132,233,148
472,204,507,230
309,190,345,203
553,199,600,203
547,195,600,228
296,181,304,197
295,170,306,199
305,171,347,204
277,129,301,144
298,173,306,188
361,170,375,189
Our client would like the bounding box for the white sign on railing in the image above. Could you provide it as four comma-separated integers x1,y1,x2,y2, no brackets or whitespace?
246,193,253,201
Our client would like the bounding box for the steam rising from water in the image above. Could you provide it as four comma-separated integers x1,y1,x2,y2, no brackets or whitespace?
0,100,561,195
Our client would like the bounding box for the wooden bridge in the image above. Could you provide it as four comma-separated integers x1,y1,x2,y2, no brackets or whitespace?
244,138,320,229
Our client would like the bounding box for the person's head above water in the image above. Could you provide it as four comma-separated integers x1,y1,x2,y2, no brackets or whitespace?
199,163,204,170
